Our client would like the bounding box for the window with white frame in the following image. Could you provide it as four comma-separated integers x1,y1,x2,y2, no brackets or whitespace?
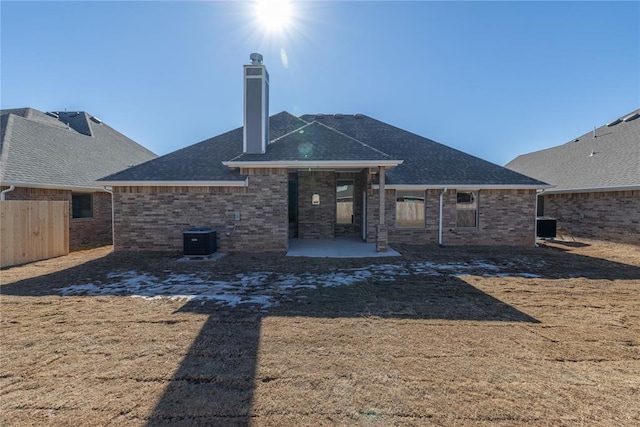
456,191,477,228
396,190,425,227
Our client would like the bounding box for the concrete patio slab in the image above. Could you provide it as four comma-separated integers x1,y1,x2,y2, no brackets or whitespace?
286,238,401,258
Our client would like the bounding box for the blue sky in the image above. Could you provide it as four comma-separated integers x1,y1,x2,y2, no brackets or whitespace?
1,1,638,165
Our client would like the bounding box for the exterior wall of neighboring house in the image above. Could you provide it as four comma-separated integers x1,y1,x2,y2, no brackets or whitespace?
71,192,112,250
366,188,537,246
2,186,112,251
112,169,288,253
543,190,640,245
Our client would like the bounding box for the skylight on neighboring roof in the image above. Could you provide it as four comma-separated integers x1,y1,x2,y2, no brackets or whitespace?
606,118,622,127
623,112,639,122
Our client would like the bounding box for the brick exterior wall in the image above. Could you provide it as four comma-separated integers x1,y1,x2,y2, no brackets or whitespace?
297,171,336,239
366,188,536,246
294,170,368,239
70,192,112,250
112,169,288,253
443,189,536,246
2,186,112,251
108,171,538,253
543,190,640,245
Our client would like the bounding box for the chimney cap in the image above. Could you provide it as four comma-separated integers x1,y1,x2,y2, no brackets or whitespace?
250,53,263,65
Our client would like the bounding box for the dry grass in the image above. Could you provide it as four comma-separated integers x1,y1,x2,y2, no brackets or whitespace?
1,240,639,426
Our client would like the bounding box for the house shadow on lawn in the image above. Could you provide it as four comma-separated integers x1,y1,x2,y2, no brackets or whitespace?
2,245,639,426
146,274,538,426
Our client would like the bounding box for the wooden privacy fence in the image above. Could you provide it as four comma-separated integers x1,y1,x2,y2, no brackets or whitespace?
0,201,69,268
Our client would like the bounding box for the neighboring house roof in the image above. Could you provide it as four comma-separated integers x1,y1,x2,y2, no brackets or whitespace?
1,107,156,190
506,108,640,193
100,111,548,189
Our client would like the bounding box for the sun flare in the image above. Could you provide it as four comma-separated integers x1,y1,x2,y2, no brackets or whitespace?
254,0,293,32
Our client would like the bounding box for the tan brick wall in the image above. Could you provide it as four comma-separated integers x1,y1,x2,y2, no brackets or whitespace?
112,171,288,253
366,188,536,246
544,190,640,245
2,186,112,251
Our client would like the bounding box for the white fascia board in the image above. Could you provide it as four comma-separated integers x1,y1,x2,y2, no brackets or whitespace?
541,185,640,194
372,183,554,190
0,180,110,193
95,179,249,187
222,160,403,168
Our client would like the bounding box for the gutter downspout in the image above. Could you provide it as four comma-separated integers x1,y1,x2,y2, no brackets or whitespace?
103,187,115,249
1,185,15,200
438,188,447,247
534,189,543,247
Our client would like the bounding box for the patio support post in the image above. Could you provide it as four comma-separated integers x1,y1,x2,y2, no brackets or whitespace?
376,166,388,252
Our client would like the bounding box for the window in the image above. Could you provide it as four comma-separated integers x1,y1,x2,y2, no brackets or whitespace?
336,180,354,224
72,193,93,218
456,191,477,228
536,195,544,217
396,190,425,227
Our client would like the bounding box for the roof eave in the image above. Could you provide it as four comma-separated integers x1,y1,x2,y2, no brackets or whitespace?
95,179,249,187
0,180,111,192
372,184,554,190
541,185,640,194
222,160,403,168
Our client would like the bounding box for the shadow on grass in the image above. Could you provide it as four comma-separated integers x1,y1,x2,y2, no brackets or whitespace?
543,239,591,248
145,274,538,425
3,244,639,425
146,308,261,426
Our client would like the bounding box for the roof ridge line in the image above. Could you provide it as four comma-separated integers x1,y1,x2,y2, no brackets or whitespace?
312,120,393,159
8,111,80,134
269,121,315,145
226,120,314,162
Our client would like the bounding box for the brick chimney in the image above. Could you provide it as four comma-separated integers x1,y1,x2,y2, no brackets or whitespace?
243,53,269,154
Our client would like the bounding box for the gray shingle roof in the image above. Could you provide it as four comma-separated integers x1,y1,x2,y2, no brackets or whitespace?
506,108,640,192
300,114,546,187
100,111,309,182
99,111,547,188
1,108,156,188
229,121,394,163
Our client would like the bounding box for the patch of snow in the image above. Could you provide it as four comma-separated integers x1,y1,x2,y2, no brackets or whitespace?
55,258,543,310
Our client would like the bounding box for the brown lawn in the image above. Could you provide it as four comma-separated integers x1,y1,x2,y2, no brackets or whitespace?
1,240,639,426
